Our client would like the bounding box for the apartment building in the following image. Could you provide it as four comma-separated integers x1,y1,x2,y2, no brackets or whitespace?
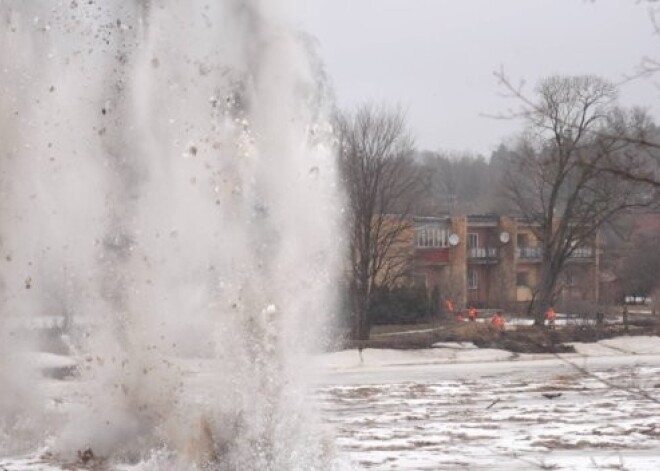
411,215,599,312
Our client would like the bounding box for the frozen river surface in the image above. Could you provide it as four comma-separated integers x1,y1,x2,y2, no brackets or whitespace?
317,336,660,470
3,337,660,470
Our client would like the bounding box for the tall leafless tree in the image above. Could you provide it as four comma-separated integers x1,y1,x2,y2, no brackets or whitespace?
496,70,660,188
335,104,420,341
501,75,656,325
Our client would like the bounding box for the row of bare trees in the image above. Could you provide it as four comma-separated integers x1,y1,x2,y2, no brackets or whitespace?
336,75,660,339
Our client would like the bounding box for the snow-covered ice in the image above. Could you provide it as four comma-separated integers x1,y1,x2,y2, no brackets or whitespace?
3,336,660,470
318,336,660,470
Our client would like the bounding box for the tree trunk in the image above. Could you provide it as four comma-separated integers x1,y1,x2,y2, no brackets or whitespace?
350,280,371,343
534,260,557,327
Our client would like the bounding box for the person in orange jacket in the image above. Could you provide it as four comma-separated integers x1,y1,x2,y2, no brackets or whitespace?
468,306,478,322
491,312,505,331
546,307,557,329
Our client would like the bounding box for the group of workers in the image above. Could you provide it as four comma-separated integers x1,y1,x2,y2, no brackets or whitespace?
454,305,480,323
447,300,558,332
448,301,507,331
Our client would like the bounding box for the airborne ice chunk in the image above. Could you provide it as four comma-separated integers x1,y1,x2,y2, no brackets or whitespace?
263,304,278,315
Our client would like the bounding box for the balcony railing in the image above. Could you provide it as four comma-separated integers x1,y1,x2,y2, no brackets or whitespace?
468,247,498,259
517,246,542,259
570,247,594,258
515,246,594,259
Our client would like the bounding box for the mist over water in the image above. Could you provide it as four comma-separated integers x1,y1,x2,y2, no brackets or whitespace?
0,0,342,468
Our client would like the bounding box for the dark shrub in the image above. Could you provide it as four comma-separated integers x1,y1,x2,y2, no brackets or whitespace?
368,286,429,325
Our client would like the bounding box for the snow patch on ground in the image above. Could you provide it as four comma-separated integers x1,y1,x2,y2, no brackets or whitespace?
431,341,478,349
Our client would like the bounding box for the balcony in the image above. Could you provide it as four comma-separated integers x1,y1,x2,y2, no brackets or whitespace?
568,246,594,261
514,246,594,262
516,246,542,260
468,247,499,263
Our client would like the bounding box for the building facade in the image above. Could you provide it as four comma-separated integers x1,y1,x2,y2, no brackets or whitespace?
410,215,599,312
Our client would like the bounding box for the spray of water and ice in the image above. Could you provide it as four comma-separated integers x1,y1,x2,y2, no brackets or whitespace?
0,1,341,468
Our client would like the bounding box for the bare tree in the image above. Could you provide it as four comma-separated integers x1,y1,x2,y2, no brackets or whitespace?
496,70,660,188
501,75,656,325
335,104,420,341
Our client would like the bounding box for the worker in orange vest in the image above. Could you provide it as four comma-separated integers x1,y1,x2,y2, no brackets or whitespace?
491,312,505,331
546,307,557,329
468,306,478,322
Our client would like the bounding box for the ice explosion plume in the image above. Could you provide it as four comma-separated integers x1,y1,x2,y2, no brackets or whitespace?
0,0,341,468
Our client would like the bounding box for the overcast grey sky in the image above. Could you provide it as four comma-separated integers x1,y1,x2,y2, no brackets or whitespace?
293,0,660,156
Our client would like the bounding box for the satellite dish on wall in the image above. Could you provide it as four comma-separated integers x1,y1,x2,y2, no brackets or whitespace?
448,233,460,246
500,231,511,244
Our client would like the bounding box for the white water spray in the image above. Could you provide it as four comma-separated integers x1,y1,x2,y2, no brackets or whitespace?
0,1,341,468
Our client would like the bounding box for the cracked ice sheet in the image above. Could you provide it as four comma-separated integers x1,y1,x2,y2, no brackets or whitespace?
321,367,660,470
319,339,660,470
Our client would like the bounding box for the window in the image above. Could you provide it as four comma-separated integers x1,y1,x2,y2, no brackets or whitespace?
517,233,529,247
468,233,479,249
415,224,448,248
468,268,478,290
516,271,529,287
